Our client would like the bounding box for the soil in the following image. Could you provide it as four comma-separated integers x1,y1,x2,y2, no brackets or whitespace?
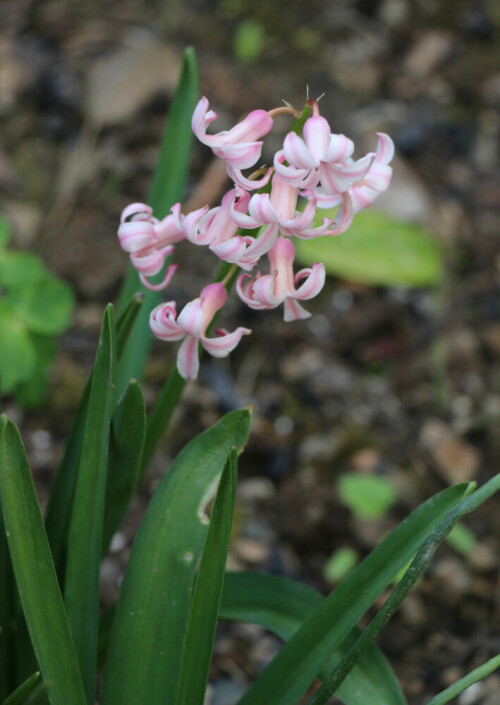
2,1,500,704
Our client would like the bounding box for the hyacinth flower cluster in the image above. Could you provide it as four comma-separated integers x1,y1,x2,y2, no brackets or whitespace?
117,97,394,380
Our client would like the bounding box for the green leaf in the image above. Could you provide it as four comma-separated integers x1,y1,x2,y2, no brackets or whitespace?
323,547,359,583
4,275,74,335
220,572,406,705
176,449,237,705
446,523,476,555
307,474,500,705
234,19,264,64
294,210,443,287
101,409,252,705
0,217,10,249
13,335,56,408
64,305,116,704
0,302,36,393
0,503,16,700
425,655,500,705
115,47,199,396
338,473,398,519
236,482,474,705
102,380,146,555
2,672,40,705
141,365,186,474
0,416,87,705
0,252,46,288
45,296,144,577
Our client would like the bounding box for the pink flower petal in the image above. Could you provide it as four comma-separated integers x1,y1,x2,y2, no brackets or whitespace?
248,193,279,224
198,283,227,333
201,327,251,358
214,141,264,169
323,134,354,163
294,263,325,300
149,302,184,341
375,133,395,165
177,298,204,337
283,298,311,321
227,165,273,191
283,131,317,168
303,116,331,163
139,264,177,292
177,335,200,380
117,221,157,253
120,202,152,224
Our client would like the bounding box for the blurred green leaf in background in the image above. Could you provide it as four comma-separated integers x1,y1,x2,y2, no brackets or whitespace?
295,210,443,288
0,216,74,406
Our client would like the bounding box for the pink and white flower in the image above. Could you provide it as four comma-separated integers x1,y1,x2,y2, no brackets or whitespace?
230,173,353,240
274,114,375,197
236,236,325,321
118,203,184,291
150,282,251,380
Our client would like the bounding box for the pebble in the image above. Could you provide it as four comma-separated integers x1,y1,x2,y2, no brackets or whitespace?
420,419,481,483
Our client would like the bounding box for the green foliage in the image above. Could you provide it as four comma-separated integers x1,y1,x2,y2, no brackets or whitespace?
323,547,359,583
425,655,500,705
337,472,398,519
0,217,74,405
446,522,476,555
234,19,265,63
294,210,443,287
220,572,406,705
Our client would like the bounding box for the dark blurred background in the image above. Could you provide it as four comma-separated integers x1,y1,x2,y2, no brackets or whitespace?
1,1,500,703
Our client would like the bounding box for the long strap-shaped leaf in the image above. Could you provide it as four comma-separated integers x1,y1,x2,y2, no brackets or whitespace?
0,507,15,700
101,409,252,705
220,572,406,705
307,473,500,705
175,448,237,705
64,305,116,704
236,482,474,705
1,672,40,705
115,47,199,396
0,416,87,705
45,294,143,576
102,379,146,555
425,655,500,705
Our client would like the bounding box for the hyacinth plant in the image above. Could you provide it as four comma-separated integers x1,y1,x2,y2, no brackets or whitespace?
1,48,500,705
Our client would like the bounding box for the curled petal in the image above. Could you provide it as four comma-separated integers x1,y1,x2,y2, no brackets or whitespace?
155,212,185,245
120,202,152,224
303,116,331,163
248,193,279,224
139,264,177,292
117,221,157,253
283,131,317,169
375,133,395,165
149,302,184,341
177,335,200,380
320,152,375,195
210,237,248,264
294,263,325,300
213,141,264,169
280,197,317,235
177,298,204,338
323,134,354,163
192,97,272,149
226,164,273,191
198,283,227,332
283,298,311,321
273,151,313,186
130,248,169,276
237,273,273,310
201,326,251,358
322,192,354,237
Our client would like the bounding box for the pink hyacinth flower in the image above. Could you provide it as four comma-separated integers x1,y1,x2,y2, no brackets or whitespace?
118,203,184,291
275,114,375,198
230,172,352,240
149,282,251,380
348,133,394,213
236,237,325,322
192,96,273,169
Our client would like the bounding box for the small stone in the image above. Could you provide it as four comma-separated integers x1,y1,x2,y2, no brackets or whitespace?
85,31,181,126
420,419,481,484
403,31,456,80
232,538,269,565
